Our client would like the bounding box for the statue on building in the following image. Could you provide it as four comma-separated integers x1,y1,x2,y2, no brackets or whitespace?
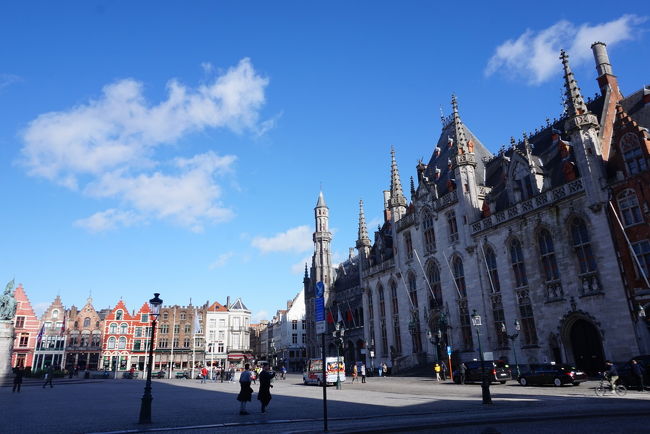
0,280,17,321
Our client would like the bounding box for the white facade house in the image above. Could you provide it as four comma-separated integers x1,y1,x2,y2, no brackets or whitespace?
205,297,252,367
267,290,307,371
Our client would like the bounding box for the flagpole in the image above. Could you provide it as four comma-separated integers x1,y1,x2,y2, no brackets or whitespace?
413,249,438,306
609,201,650,288
169,307,176,379
442,250,463,298
479,243,497,294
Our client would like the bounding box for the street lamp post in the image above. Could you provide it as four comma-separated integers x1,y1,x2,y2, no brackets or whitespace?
333,322,345,390
139,293,163,424
471,310,492,405
501,320,521,378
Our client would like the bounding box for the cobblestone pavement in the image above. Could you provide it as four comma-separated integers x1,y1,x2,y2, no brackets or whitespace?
3,374,649,433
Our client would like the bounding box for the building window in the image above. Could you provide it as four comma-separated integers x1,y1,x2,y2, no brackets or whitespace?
173,338,179,348
292,333,298,344
109,323,117,334
447,211,459,243
162,312,169,320
160,324,169,334
19,333,29,347
367,290,375,346
233,334,241,348
218,330,225,340
118,337,126,349
116,310,123,320
218,343,224,352
621,132,647,175
570,218,597,274
174,324,180,334
91,334,100,346
83,317,90,328
302,334,306,344
390,281,402,355
302,320,306,329
452,257,467,297
141,314,149,323
134,340,141,351
618,189,643,227
135,327,142,337
184,324,191,333
404,231,413,259
292,320,298,330
427,263,442,309
408,273,422,353
378,285,388,355
538,230,560,282
632,240,650,279
52,309,59,319
209,318,216,328
120,323,128,334
510,239,528,288
518,291,538,346
15,316,25,328
219,319,226,328
422,212,436,253
484,246,501,292
183,337,191,348
108,337,116,349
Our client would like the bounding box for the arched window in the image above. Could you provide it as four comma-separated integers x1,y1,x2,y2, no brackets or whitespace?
422,212,436,253
452,257,467,297
510,239,528,288
484,246,500,292
118,337,126,349
427,263,442,309
617,190,643,227
378,285,386,318
404,231,414,259
120,323,128,334
52,309,59,319
538,230,560,282
367,290,375,346
108,337,116,349
116,310,123,320
407,273,422,353
621,132,647,175
570,218,597,274
378,285,388,354
83,317,91,328
109,323,117,334
390,281,402,354
447,211,459,243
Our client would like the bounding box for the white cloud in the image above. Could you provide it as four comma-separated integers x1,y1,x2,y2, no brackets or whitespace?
252,310,269,323
209,251,235,269
19,58,270,231
74,209,143,232
251,225,313,254
485,15,646,85
0,73,21,93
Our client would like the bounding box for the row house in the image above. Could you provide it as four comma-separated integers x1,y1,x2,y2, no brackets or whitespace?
64,297,105,371
32,296,66,370
249,320,268,362
204,297,252,368
155,303,206,374
266,290,307,371
11,284,40,369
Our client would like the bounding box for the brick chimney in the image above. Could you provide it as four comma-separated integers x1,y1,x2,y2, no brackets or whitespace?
591,42,623,161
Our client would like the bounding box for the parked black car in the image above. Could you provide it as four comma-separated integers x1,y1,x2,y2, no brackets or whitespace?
616,355,650,389
453,360,512,384
517,363,587,386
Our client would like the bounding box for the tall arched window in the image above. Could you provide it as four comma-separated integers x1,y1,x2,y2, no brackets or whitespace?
427,263,442,309
109,323,117,334
570,218,597,274
621,132,647,175
83,317,91,328
484,246,500,292
115,310,123,320
617,189,643,227
510,239,528,288
108,337,116,349
118,337,126,349
452,256,473,350
422,212,436,253
408,273,422,353
390,281,402,354
538,229,563,300
452,257,467,297
378,285,388,354
120,323,128,334
367,289,375,347
484,246,506,348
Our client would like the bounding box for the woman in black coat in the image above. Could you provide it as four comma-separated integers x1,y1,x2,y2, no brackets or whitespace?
237,364,253,415
257,364,275,413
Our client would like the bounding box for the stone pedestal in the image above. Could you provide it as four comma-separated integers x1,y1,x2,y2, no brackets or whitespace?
0,320,14,380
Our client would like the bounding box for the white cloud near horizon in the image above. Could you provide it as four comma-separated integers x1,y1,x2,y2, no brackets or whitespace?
20,58,270,231
252,225,313,254
209,251,235,269
252,310,269,323
485,15,646,85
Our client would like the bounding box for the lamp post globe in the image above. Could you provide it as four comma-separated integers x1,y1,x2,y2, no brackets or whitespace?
138,292,163,424
502,320,521,379
471,309,492,405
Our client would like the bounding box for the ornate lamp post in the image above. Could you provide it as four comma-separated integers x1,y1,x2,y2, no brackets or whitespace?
333,322,345,390
139,293,163,424
501,320,521,378
471,310,492,405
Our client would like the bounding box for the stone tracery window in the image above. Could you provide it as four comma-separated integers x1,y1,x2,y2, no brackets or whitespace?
422,212,436,253
617,189,643,227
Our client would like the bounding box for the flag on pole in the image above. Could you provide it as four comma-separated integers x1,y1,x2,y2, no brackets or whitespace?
337,307,343,325
36,323,45,346
326,309,334,324
193,308,202,334
59,320,66,337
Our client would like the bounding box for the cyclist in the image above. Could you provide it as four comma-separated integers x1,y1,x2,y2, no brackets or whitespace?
604,360,619,390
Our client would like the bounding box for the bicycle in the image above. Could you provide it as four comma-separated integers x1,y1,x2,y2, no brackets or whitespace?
594,375,627,397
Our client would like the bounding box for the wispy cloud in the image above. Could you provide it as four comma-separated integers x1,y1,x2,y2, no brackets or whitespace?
251,225,312,254
485,15,646,85
209,251,235,269
0,73,22,93
74,209,143,232
20,58,270,231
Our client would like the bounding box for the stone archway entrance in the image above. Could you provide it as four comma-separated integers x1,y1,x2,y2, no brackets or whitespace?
569,319,604,375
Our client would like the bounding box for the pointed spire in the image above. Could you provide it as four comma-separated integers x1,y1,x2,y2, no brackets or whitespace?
316,190,327,208
303,263,309,279
560,49,588,117
410,176,416,199
389,147,407,208
357,199,371,247
451,94,468,154
523,131,533,163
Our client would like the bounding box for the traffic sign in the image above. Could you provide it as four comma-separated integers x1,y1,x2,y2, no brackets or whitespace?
315,281,326,334
447,345,452,356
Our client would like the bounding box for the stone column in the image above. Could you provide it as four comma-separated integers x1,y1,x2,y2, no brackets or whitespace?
0,320,14,380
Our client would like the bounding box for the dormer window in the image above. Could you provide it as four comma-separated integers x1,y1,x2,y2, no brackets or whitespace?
621,133,647,175
116,310,123,320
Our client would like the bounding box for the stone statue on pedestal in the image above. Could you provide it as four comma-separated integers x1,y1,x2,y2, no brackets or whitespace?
0,279,17,320
0,279,17,380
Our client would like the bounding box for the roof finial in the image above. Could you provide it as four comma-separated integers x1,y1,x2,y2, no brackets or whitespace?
440,106,446,127
451,94,468,154
523,131,533,162
389,147,407,208
316,190,327,207
357,199,371,247
410,176,416,199
560,49,588,117
304,263,309,279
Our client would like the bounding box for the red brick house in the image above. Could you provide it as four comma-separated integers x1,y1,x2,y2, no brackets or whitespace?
101,300,134,371
11,284,40,369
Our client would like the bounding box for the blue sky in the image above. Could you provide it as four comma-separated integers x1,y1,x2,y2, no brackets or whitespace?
1,1,648,320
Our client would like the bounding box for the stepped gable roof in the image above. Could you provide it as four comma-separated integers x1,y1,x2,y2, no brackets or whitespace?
134,302,151,315
13,283,37,317
207,301,228,312
423,117,493,197
108,299,132,320
229,298,248,311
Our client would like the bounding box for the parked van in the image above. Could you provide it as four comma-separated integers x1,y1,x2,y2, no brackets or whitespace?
303,357,346,385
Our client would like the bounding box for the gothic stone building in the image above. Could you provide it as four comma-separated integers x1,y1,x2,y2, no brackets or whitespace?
355,42,646,374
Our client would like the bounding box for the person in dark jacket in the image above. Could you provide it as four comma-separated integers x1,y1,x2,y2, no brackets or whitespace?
237,364,253,415
605,360,619,389
43,365,54,388
631,359,645,392
13,366,24,393
257,363,276,413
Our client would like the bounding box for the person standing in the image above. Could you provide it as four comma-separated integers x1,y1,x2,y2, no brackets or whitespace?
237,364,253,415
200,366,208,384
434,363,441,381
220,365,224,383
441,361,448,381
229,365,236,383
382,362,388,377
378,363,383,378
351,364,358,383
13,366,24,393
258,364,275,413
281,365,287,380
360,363,366,383
631,359,645,392
43,365,54,388
459,362,467,384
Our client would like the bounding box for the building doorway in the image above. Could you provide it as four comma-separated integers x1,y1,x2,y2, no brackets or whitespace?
569,319,604,375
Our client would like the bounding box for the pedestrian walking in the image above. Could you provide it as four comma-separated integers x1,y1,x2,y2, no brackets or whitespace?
631,359,645,392
434,363,441,381
13,366,24,393
378,363,383,377
43,365,54,388
237,364,253,415
382,362,387,377
281,365,287,380
360,363,366,383
441,361,448,381
258,363,275,413
220,366,224,383
200,366,208,383
351,364,358,383
459,362,467,384
229,366,236,383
